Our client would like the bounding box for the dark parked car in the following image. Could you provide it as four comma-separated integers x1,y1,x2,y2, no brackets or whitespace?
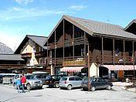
45,75,67,88
81,77,113,91
0,74,3,83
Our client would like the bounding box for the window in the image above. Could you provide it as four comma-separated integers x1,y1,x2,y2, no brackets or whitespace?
75,77,82,81
69,77,75,81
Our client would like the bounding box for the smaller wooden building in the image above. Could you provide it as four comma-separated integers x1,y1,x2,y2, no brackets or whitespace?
15,35,49,73
0,54,25,73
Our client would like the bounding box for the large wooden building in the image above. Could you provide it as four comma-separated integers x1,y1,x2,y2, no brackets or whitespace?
45,15,136,80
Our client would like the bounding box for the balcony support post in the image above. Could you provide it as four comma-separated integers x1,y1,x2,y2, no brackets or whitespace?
63,20,65,63
113,39,115,64
123,40,125,65
101,37,104,64
73,25,75,60
55,31,56,66
84,32,86,60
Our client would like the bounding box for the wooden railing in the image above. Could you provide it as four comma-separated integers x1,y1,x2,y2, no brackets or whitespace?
0,64,25,68
74,37,85,45
21,53,32,58
35,51,46,57
63,56,86,66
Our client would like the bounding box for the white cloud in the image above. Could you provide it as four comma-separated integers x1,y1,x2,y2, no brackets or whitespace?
0,7,68,21
15,0,34,5
69,5,87,11
0,31,24,51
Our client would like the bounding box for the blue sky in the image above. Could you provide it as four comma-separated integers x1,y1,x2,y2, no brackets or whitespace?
0,0,136,50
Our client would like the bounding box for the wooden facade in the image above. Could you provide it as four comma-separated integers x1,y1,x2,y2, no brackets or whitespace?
46,17,136,75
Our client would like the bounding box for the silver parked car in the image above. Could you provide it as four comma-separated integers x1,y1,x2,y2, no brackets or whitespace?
59,76,82,90
25,74,43,90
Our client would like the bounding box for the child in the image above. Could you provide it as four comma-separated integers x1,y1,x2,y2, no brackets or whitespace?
16,77,22,93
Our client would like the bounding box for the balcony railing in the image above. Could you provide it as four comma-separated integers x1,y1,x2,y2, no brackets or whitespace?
63,56,86,67
0,64,25,68
21,53,32,58
35,51,46,57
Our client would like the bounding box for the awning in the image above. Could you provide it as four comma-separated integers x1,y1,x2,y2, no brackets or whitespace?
60,67,84,72
102,65,136,71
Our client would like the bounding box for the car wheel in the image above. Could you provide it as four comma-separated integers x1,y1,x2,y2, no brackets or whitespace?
55,83,59,88
67,85,72,90
107,85,111,90
82,87,87,91
39,86,43,89
26,84,31,91
91,86,95,91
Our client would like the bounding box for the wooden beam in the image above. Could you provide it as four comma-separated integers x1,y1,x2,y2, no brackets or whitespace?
63,20,65,62
55,31,56,66
47,41,48,65
88,43,91,91
84,32,86,59
113,39,115,64
101,37,104,64
73,25,75,60
123,40,125,65
132,41,134,65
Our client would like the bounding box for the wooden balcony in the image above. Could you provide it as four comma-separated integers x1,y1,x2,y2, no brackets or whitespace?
35,51,46,57
64,39,73,47
0,64,25,69
74,37,85,45
21,53,32,58
63,56,86,67
47,43,55,49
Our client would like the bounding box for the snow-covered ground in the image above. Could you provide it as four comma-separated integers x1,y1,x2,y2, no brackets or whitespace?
0,84,136,102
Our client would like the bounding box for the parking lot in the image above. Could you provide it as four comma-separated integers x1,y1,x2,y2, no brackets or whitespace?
0,84,136,102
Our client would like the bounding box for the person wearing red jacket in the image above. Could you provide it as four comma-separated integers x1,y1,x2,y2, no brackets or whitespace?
21,74,26,93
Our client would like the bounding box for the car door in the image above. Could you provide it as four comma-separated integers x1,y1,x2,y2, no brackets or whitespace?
69,77,76,87
97,78,106,89
75,77,82,87
92,78,101,89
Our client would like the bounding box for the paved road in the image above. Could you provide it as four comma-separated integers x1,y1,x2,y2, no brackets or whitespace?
0,84,136,102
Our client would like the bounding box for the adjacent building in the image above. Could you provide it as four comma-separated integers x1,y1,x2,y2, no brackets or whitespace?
14,35,49,73
0,54,25,73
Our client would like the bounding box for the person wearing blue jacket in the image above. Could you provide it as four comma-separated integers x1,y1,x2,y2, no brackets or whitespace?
16,77,22,93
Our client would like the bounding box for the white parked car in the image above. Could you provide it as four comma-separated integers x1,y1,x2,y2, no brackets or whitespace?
25,74,43,90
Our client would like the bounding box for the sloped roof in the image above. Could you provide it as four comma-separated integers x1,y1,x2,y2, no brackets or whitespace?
64,15,136,39
27,35,47,49
15,35,47,54
124,19,136,30
0,54,24,61
47,15,136,41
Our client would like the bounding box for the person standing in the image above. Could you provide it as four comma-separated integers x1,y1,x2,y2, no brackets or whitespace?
21,74,26,93
16,77,22,93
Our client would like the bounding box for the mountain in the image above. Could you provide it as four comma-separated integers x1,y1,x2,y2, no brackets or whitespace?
0,42,13,54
